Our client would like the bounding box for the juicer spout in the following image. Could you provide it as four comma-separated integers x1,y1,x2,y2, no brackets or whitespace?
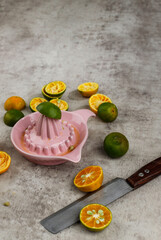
74,109,95,123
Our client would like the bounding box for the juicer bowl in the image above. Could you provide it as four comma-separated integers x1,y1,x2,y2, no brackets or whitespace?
11,109,95,165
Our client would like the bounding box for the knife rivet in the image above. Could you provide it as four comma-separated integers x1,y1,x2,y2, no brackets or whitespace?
138,172,144,177
144,169,150,173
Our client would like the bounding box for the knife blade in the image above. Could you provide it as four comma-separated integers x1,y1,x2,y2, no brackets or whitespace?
40,157,161,234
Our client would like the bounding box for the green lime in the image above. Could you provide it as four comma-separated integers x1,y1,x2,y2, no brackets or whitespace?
98,102,118,122
36,101,61,119
104,132,129,158
4,109,24,127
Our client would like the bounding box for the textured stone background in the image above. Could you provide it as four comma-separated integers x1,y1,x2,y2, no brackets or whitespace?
0,0,161,239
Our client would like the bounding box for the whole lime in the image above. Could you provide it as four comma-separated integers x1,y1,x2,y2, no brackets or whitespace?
98,102,118,122
104,132,129,158
4,109,24,127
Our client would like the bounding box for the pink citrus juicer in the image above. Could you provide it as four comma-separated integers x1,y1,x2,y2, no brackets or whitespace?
11,109,95,165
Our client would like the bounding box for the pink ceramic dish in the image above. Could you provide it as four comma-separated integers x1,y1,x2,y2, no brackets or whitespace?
11,109,95,165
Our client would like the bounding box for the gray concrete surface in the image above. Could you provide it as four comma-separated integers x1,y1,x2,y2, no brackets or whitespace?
0,0,161,239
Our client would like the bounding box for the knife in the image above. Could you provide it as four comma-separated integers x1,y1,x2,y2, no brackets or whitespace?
40,157,161,234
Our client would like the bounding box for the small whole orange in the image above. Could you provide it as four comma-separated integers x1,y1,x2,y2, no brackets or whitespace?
4,96,26,111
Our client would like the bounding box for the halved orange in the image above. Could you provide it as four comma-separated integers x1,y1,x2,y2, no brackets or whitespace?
41,85,62,100
0,151,11,174
50,98,68,111
80,204,112,231
45,81,66,97
74,166,103,192
89,93,112,114
29,97,47,112
78,82,99,97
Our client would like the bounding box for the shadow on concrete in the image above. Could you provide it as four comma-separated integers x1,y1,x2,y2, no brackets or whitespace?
68,90,84,100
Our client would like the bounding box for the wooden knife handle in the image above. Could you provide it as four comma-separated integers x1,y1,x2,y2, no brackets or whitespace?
126,157,161,189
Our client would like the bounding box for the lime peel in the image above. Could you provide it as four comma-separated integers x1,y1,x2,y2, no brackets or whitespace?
36,102,61,119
